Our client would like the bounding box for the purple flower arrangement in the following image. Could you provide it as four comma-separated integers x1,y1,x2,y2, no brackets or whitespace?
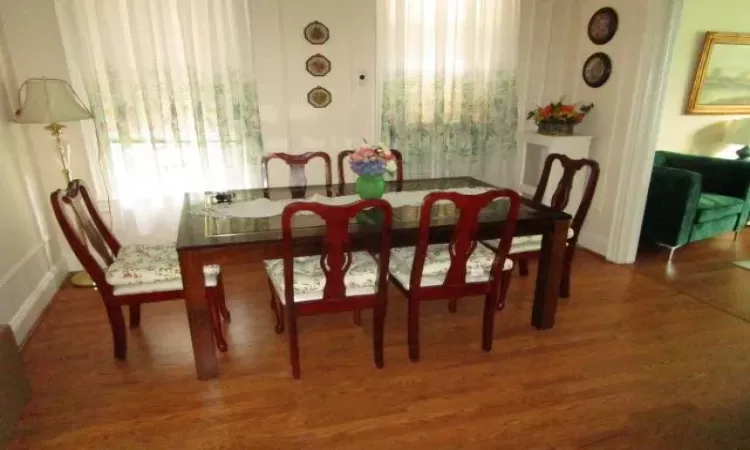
349,144,398,177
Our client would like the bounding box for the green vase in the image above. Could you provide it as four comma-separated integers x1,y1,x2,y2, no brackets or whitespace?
355,174,386,199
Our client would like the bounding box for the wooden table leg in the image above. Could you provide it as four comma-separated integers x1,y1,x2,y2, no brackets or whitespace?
179,250,219,380
532,218,570,329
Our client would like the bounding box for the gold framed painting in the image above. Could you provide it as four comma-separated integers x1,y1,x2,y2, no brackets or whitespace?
687,32,750,115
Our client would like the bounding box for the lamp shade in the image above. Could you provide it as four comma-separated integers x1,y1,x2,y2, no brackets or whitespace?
14,78,92,124
725,118,750,145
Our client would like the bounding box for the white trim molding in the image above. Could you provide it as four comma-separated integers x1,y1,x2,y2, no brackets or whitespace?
2,241,67,345
0,242,47,289
578,232,609,257
8,263,66,346
606,0,683,264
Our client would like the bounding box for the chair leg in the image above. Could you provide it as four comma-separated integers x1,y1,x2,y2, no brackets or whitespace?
518,259,529,277
353,310,362,326
482,292,496,352
105,305,127,360
373,296,386,369
268,277,284,334
559,247,575,299
407,298,421,362
216,273,230,322
448,298,457,313
273,299,284,334
267,277,276,312
208,288,228,353
287,310,301,379
496,270,512,311
128,304,141,329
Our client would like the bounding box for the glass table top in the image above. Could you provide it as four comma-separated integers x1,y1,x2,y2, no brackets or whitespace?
176,177,569,250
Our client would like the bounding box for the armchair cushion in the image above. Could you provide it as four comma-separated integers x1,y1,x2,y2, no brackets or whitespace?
388,243,513,290
695,193,744,224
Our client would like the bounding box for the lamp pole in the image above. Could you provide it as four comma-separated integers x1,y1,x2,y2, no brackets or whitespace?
48,122,96,288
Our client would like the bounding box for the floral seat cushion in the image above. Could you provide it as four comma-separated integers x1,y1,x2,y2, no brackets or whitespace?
264,251,381,302
388,243,513,290
105,244,219,296
482,228,576,255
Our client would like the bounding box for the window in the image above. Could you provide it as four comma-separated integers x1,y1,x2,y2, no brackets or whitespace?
382,0,516,123
57,0,263,204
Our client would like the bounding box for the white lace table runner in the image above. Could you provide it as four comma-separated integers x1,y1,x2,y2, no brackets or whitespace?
193,187,495,219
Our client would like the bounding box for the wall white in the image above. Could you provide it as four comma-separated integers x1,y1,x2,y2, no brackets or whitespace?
0,15,67,343
656,0,750,157
519,0,673,258
250,0,376,187
0,0,92,271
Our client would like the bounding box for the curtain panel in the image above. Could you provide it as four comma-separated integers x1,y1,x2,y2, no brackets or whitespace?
378,0,520,182
56,0,264,207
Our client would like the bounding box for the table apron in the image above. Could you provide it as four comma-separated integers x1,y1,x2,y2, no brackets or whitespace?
177,217,564,265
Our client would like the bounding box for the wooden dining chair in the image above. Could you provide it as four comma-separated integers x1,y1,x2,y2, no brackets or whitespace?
337,149,404,194
50,180,230,359
483,154,600,301
264,199,393,379
387,189,520,361
261,152,332,199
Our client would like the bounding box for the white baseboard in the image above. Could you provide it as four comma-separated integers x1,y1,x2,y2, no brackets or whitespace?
577,231,608,259
8,262,66,347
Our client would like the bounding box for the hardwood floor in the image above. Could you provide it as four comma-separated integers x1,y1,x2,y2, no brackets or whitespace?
9,232,750,449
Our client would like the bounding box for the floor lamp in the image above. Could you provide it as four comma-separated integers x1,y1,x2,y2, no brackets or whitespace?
15,77,96,288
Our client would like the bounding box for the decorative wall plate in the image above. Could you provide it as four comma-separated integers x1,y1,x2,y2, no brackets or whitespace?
306,54,331,77
307,86,332,108
582,52,612,88
304,21,329,45
587,7,618,45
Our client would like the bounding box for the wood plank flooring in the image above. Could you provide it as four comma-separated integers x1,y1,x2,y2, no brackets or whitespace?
9,232,750,449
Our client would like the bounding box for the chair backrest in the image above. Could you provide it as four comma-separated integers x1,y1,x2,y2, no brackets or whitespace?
532,154,600,239
337,149,404,194
410,189,520,292
261,152,332,199
280,199,393,305
49,180,121,290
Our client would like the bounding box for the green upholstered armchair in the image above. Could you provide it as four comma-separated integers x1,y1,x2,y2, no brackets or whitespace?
640,150,750,259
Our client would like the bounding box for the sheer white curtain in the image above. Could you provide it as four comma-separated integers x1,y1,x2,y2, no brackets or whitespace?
56,0,264,214
378,0,520,182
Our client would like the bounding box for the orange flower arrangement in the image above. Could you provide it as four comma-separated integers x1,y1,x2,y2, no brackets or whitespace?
527,100,594,125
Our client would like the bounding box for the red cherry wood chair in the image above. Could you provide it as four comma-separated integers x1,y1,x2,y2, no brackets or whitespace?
387,189,520,361
483,154,600,301
50,180,230,359
261,152,332,199
264,199,393,379
337,149,404,195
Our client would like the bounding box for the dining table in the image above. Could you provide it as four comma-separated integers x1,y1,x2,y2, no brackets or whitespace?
176,177,571,380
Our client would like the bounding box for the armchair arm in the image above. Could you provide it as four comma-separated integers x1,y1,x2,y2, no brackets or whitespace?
701,160,750,231
641,166,701,247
